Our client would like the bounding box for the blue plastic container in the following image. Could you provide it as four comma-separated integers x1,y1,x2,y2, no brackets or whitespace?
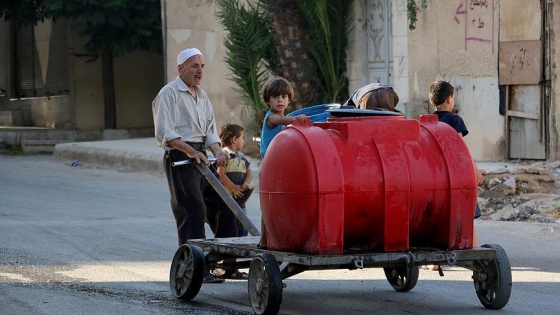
288,103,340,123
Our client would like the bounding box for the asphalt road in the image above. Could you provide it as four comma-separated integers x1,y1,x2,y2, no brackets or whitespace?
1,155,559,314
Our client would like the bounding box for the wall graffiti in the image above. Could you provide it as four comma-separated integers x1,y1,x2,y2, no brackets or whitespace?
454,0,495,52
498,40,541,85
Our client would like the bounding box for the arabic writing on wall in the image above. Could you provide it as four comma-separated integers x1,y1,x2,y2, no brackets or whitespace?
454,0,495,52
498,40,541,85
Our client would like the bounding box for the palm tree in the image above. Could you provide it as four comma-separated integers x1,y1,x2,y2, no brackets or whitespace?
294,0,352,104
266,0,321,110
208,0,352,124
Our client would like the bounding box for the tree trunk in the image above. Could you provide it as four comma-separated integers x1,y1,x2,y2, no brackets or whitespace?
101,48,116,129
267,0,322,110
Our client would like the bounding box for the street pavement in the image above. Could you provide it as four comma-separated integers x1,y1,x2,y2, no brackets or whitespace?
53,138,263,227
0,140,556,314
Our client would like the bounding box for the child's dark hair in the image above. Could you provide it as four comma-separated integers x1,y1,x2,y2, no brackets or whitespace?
361,87,400,111
429,81,455,106
219,123,244,147
262,76,294,106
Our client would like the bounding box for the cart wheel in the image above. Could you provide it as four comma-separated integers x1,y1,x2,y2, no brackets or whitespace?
169,244,204,300
248,252,282,315
383,265,419,292
472,244,512,309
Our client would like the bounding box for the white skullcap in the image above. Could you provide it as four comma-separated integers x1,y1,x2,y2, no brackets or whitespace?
177,48,203,65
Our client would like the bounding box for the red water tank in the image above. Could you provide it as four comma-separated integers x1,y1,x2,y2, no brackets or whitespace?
259,112,477,255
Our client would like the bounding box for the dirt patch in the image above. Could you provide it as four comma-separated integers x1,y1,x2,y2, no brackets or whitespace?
479,162,560,223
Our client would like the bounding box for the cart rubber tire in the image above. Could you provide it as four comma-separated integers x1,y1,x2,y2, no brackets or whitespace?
383,265,420,292
473,244,512,309
169,244,204,300
248,252,282,315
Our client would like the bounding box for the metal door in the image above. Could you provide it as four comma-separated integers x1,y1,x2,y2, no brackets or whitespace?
507,85,545,159
499,0,546,160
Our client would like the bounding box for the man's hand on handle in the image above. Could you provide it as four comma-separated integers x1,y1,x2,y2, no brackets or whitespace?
209,143,229,166
166,139,229,166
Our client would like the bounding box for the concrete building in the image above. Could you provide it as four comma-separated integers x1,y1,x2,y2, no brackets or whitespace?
161,0,560,162
349,0,557,162
2,0,559,162
0,17,163,130
0,17,163,149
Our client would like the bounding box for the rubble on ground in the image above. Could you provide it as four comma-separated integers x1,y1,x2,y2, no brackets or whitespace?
479,161,560,224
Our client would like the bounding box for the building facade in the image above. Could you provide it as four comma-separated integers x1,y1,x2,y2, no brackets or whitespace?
0,18,163,131
164,0,560,162
347,0,558,162
2,0,559,162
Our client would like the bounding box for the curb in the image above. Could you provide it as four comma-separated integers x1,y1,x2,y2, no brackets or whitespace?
54,141,163,173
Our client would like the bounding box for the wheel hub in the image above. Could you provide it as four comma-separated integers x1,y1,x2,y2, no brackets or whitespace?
255,279,263,294
177,262,187,277
472,272,488,282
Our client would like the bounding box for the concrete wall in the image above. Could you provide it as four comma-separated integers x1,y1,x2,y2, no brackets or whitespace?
162,0,250,134
114,51,164,129
348,0,505,160
408,0,504,161
70,24,103,130
70,24,163,130
392,0,417,107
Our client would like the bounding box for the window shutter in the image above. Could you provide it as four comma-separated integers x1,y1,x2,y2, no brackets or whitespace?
15,19,69,98
45,20,69,96
15,25,42,98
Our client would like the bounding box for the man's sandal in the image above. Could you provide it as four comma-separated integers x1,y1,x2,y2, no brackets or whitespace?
203,274,225,283
221,270,249,280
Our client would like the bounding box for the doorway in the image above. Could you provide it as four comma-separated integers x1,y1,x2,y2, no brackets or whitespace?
366,0,393,86
499,0,546,160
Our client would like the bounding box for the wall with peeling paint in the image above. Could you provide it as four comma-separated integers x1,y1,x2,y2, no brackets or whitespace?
407,0,505,161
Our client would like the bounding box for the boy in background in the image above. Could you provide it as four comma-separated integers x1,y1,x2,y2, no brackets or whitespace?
259,76,307,158
429,80,484,186
429,80,484,253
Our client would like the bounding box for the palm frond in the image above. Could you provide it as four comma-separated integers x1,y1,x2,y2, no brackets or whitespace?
213,0,274,119
295,0,352,103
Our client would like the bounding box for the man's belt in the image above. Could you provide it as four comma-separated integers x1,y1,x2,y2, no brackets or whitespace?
185,141,205,152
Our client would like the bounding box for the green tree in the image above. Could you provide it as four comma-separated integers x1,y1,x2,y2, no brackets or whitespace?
0,1,44,28
1,0,162,129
